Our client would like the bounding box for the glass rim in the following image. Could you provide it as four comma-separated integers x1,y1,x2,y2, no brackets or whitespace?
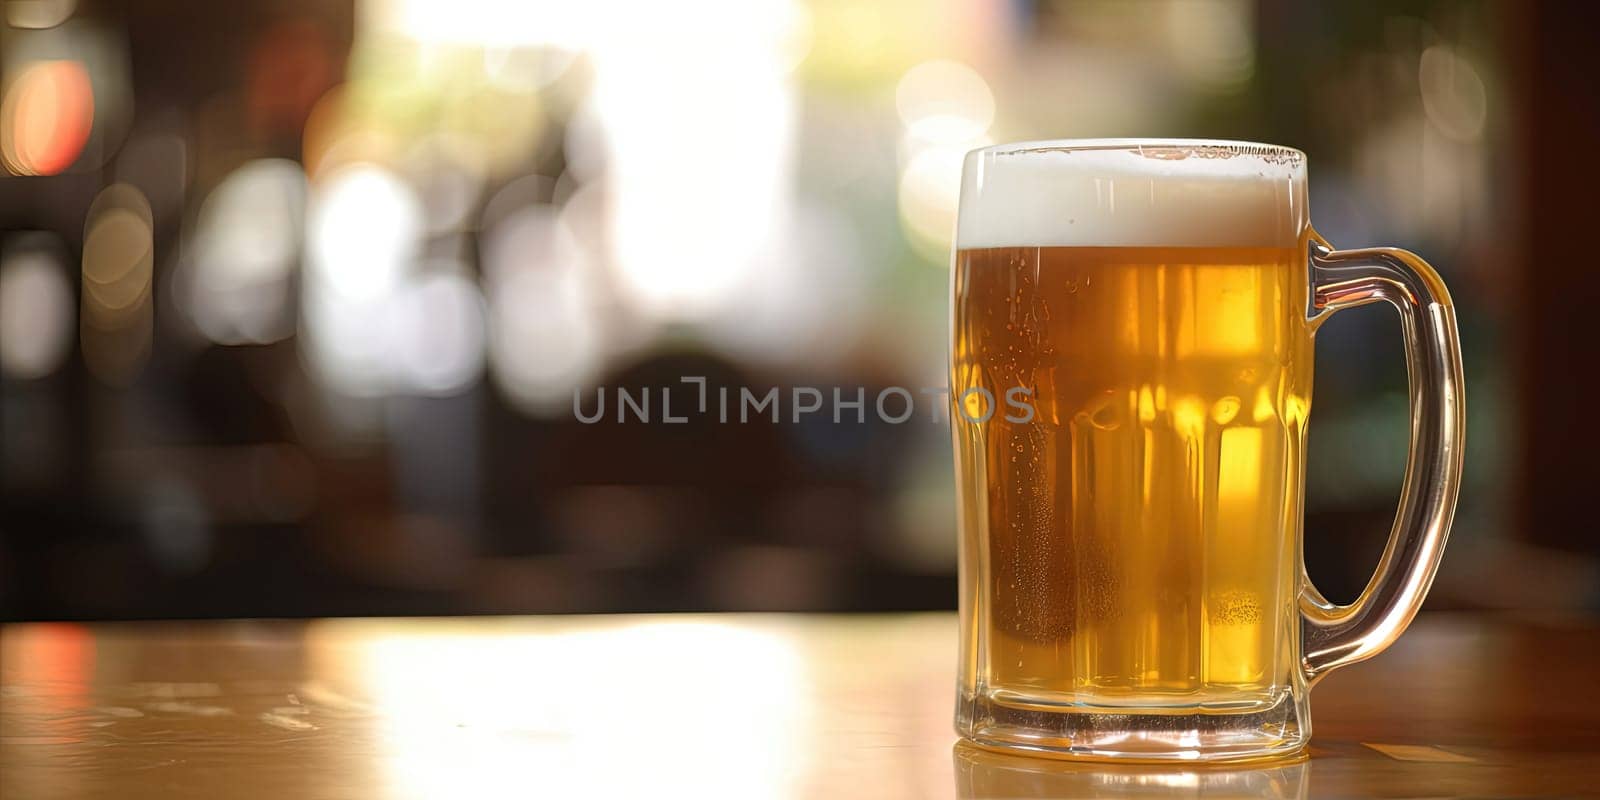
969,138,1307,165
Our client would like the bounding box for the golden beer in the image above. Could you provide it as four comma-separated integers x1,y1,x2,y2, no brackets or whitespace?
952,245,1309,703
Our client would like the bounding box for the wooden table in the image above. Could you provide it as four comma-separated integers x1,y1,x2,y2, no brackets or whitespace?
2,613,1596,798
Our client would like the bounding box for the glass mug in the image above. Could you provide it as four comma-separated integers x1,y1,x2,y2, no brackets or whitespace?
949,139,1464,761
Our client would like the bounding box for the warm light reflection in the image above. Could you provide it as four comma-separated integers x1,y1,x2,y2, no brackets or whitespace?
0,624,95,798
1,59,94,176
307,618,811,800
300,85,358,179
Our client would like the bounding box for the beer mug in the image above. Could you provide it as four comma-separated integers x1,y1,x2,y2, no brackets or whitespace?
950,140,1464,761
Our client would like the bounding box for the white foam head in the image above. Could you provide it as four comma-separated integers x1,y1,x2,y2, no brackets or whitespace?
956,139,1308,249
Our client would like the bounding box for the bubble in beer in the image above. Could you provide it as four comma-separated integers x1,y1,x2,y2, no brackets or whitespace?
1081,390,1123,431
1210,589,1263,626
1211,395,1241,425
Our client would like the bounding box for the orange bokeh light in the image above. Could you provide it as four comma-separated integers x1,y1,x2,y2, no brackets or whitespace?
1,60,95,176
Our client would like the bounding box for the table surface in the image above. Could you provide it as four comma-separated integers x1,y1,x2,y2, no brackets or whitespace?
2,612,1597,799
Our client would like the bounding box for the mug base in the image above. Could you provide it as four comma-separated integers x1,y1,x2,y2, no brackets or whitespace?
951,740,1313,800
956,687,1309,763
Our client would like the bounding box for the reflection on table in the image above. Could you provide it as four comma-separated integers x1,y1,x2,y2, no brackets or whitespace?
3,613,1598,798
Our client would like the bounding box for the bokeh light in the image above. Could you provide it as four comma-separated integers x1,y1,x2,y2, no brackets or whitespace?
388,268,487,396
591,0,803,321
372,0,593,49
80,183,153,386
895,59,994,144
700,204,871,366
303,159,485,398
895,58,992,263
897,143,970,263
483,205,601,414
0,59,94,176
1166,0,1255,92
403,134,487,234
481,45,580,94
307,163,420,303
302,163,425,397
4,0,76,29
185,159,306,345
1420,45,1488,142
0,242,75,380
81,184,152,320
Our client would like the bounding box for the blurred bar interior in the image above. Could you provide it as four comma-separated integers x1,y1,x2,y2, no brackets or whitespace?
2,0,1596,620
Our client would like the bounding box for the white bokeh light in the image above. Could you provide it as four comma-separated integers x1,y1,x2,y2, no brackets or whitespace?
375,0,593,49
0,248,74,379
186,159,306,345
302,162,424,396
590,0,802,320
482,205,601,414
307,163,421,304
404,134,488,234
895,59,995,144
388,269,487,396
894,59,994,263
5,0,76,29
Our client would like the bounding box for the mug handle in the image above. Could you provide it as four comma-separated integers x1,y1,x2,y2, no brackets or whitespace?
1299,231,1467,685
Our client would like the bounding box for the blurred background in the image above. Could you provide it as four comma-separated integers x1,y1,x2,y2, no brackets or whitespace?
0,0,1594,621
